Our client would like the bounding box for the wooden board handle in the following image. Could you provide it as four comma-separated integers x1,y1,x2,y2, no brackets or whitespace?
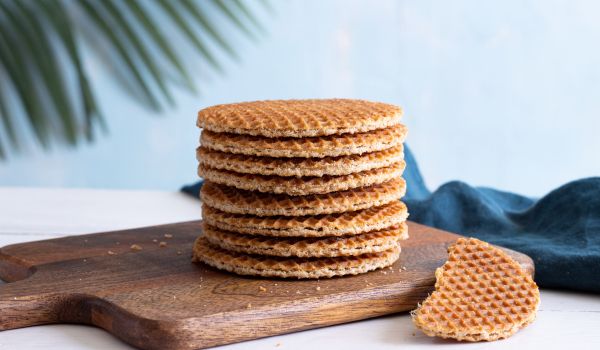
0,279,83,330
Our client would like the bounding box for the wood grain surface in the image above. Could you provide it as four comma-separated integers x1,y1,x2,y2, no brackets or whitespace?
0,221,534,350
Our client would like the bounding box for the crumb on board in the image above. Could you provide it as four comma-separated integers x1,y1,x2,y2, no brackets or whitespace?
401,266,407,271
275,343,281,347
159,241,167,247
152,239,158,243
315,286,321,291
164,233,173,239
177,250,183,255
130,244,143,251
246,303,252,309
258,286,267,292
107,250,116,255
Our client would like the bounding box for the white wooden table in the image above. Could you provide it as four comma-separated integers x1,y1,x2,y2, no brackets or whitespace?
1,187,599,350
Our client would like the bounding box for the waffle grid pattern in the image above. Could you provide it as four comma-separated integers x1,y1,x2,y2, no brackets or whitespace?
412,238,540,341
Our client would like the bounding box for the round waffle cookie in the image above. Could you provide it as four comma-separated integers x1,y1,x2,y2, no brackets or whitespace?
200,178,407,216
192,236,401,279
196,145,404,177
202,223,407,258
201,201,409,237
197,99,403,137
412,238,540,342
198,161,405,196
200,124,407,158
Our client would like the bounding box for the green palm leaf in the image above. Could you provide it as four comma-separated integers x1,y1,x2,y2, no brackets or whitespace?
0,0,269,159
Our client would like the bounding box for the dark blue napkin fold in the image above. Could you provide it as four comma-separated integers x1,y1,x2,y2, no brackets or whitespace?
183,145,600,292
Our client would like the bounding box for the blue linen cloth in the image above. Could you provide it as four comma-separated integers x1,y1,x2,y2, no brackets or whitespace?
183,145,600,292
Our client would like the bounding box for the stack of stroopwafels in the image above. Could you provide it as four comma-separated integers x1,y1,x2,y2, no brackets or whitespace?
192,99,409,278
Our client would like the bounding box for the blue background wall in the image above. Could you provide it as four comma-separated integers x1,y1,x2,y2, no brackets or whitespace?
1,0,599,196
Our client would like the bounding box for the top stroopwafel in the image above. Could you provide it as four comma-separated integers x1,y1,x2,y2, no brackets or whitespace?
412,238,540,342
197,145,404,177
200,124,407,158
197,99,402,137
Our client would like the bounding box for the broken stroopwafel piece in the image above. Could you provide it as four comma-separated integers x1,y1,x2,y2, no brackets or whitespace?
412,237,540,341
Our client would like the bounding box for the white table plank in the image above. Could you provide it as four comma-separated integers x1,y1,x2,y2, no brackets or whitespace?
0,187,202,237
0,187,598,350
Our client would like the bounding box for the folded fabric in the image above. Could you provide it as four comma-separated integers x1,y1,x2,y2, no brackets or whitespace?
183,145,600,292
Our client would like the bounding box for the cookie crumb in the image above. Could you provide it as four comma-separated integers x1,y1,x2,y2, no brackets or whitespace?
275,343,281,347
401,266,407,271
152,239,158,243
159,241,167,247
177,250,183,255
315,286,321,291
130,244,143,251
246,303,252,309
164,233,173,239
259,286,267,292
107,250,116,255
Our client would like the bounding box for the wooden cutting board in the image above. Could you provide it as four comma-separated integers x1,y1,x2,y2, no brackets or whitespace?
0,221,533,350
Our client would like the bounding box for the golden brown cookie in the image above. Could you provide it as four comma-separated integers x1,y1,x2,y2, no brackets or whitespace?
198,161,405,196
200,178,407,216
196,145,404,177
197,99,402,137
200,124,407,158
202,223,407,258
201,201,409,237
412,238,540,341
192,236,401,279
